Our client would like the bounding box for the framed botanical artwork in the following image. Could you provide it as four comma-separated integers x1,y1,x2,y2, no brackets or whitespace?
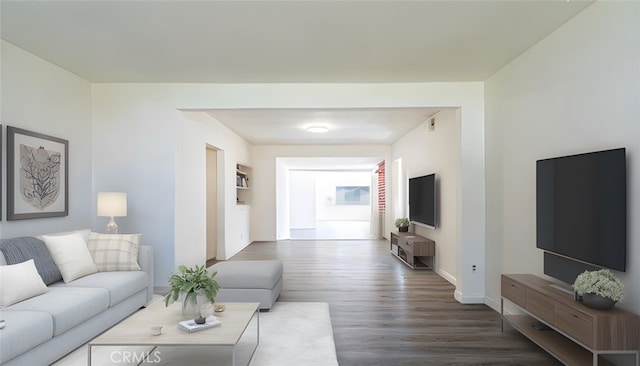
6,126,69,220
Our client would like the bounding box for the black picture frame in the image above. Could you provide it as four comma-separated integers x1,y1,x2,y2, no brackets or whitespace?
7,126,69,220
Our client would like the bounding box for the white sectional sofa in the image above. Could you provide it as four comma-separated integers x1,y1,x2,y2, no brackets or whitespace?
0,229,154,366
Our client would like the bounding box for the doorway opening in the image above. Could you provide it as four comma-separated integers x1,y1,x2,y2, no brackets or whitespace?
277,157,385,241
289,170,374,240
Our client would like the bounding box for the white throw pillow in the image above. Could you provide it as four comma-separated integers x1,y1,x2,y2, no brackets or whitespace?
87,232,142,271
0,259,48,307
42,232,98,283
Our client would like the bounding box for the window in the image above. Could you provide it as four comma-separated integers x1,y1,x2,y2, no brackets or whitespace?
336,186,370,205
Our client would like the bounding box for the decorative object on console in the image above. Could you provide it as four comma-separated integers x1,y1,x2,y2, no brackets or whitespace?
97,192,127,234
194,316,206,324
572,269,624,310
395,217,410,232
6,126,69,220
165,264,220,317
177,315,221,333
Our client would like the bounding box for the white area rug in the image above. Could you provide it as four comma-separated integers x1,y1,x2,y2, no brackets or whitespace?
54,302,338,366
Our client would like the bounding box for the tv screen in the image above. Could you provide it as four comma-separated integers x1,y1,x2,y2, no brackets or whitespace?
409,174,436,228
536,148,626,272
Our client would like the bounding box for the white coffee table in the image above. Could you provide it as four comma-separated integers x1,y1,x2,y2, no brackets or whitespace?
89,301,259,366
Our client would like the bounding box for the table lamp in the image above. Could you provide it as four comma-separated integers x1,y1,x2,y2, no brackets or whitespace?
97,192,127,234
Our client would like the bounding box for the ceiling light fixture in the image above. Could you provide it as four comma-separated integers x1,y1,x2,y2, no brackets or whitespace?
307,126,329,133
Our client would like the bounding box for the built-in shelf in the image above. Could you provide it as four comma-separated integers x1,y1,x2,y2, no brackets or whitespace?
235,164,252,246
236,164,252,205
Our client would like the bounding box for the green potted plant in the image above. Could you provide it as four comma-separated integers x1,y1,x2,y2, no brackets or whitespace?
165,264,220,317
572,269,624,310
395,217,410,232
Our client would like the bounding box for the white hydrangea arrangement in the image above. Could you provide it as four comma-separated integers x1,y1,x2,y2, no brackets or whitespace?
572,269,624,302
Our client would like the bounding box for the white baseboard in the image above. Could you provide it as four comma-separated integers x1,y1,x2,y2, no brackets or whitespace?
437,268,456,286
454,290,486,304
484,295,501,312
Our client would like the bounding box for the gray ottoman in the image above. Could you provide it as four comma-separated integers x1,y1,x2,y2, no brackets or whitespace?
209,260,283,310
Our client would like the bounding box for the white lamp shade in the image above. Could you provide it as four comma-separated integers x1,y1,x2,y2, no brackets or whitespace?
97,192,127,217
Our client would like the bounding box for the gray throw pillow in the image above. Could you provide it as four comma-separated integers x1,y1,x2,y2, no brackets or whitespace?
0,237,62,285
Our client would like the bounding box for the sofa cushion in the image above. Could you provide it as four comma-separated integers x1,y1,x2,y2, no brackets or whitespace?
6,287,109,336
0,259,49,307
42,232,98,283
87,232,142,271
50,271,148,306
0,310,53,364
211,260,283,289
0,236,62,285
36,229,91,244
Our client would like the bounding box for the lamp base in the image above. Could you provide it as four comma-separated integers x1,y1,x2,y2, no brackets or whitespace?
106,217,118,234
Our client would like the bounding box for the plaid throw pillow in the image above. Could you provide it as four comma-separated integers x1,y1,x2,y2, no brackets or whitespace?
87,232,142,271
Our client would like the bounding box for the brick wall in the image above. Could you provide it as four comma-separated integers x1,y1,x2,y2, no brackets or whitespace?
377,161,386,213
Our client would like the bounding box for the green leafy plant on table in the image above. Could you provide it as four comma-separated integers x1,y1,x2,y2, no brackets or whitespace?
395,218,410,228
164,264,220,308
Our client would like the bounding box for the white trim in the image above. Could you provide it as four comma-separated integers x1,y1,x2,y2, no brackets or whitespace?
437,268,456,286
484,295,501,312
454,289,485,304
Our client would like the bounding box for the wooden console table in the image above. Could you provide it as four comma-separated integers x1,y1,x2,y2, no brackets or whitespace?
501,274,640,366
389,231,435,269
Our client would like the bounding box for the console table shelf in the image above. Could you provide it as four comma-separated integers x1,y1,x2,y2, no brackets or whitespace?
501,274,640,366
390,232,435,270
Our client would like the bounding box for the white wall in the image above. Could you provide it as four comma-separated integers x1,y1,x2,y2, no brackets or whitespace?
91,86,253,286
315,171,370,221
392,109,461,288
0,41,93,238
2,46,486,298
289,170,316,228
90,82,484,295
275,160,291,240
484,2,640,312
176,112,252,262
255,144,390,242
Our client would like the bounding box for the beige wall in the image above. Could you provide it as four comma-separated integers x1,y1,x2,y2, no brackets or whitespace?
484,2,640,312
392,108,461,285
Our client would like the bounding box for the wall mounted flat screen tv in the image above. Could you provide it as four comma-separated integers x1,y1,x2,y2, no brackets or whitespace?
409,173,436,229
536,148,626,272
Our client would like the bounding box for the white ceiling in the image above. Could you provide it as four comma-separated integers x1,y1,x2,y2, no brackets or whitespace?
0,0,593,145
1,1,592,84
206,107,440,145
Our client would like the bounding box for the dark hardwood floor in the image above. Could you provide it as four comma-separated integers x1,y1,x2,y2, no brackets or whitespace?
228,239,560,366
